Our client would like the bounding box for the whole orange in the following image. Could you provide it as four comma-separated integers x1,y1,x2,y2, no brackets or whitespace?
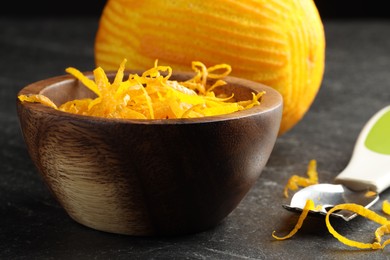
94,0,325,135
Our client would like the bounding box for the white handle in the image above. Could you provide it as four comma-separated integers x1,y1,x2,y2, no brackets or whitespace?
334,105,390,193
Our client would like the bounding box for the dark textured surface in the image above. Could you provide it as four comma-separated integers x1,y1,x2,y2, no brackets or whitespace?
1,18,390,259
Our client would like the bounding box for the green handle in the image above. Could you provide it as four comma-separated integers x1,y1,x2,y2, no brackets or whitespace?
365,109,390,155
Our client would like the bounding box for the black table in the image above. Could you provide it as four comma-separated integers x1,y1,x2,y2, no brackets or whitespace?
1,17,390,259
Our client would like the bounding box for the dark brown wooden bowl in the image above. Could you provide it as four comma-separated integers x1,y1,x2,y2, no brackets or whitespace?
16,71,283,236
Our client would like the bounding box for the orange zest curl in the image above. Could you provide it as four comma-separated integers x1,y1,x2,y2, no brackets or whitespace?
274,200,390,250
18,94,58,110
272,199,315,240
275,163,390,250
382,200,390,215
325,203,389,250
18,59,264,119
284,159,319,198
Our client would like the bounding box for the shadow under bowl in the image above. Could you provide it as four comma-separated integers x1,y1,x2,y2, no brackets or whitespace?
16,71,283,236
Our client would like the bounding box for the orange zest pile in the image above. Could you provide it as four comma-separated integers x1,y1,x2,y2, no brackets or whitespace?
18,59,265,119
283,159,319,198
274,161,390,250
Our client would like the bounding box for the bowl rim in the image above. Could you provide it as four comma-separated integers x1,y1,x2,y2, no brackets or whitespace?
17,70,283,125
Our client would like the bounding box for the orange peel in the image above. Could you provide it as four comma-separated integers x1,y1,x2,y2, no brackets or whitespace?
94,0,326,135
18,60,265,119
272,199,314,240
325,203,389,250
18,94,58,109
276,162,390,250
284,159,319,198
382,200,390,215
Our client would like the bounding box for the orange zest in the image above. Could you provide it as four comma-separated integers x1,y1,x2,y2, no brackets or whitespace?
18,94,58,110
274,200,390,250
382,200,390,215
283,159,319,198
365,191,377,198
18,60,265,119
272,199,314,240
275,163,390,250
325,203,388,250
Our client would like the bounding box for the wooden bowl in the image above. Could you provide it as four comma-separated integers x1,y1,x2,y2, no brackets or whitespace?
16,71,283,236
